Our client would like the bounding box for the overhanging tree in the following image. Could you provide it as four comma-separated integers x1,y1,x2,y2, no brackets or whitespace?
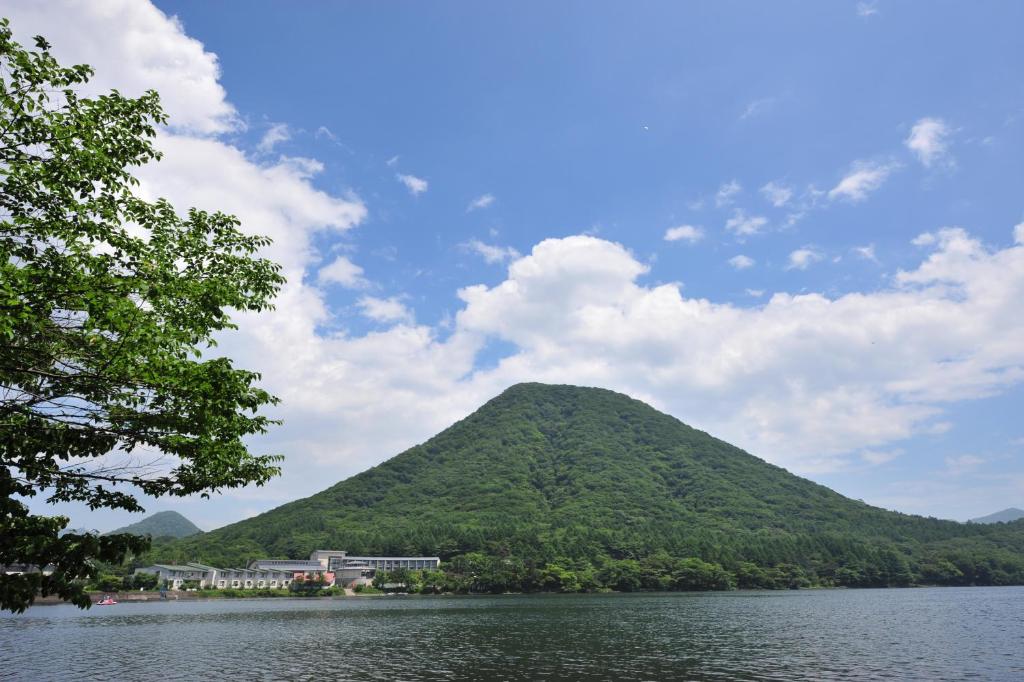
0,19,285,612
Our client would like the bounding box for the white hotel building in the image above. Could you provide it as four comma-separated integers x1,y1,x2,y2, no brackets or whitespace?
136,550,440,590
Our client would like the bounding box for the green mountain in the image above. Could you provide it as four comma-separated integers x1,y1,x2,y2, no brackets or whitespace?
159,383,1024,590
110,511,201,539
971,508,1024,524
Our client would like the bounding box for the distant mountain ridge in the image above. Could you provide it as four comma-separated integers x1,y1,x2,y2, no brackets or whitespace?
157,383,1024,587
109,511,201,538
971,508,1024,524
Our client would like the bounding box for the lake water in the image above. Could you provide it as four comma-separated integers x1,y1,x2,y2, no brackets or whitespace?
2,588,1022,680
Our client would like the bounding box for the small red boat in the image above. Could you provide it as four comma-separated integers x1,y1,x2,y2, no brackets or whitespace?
96,596,118,606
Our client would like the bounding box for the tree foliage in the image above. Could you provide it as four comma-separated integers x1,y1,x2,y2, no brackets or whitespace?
0,19,283,612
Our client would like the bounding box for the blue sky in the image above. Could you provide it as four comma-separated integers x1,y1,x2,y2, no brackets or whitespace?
9,0,1024,531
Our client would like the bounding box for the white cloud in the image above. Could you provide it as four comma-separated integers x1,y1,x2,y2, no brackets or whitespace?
787,247,824,270
746,288,765,298
740,97,777,120
467,194,495,211
861,449,901,465
318,255,369,289
905,117,953,168
1016,222,1024,245
397,173,428,195
716,180,742,207
358,296,414,324
451,227,1024,476
258,123,290,153
854,244,879,262
944,455,985,476
725,209,768,236
760,181,793,207
6,0,239,134
857,2,879,17
729,255,755,270
463,239,520,264
664,225,704,243
828,160,897,202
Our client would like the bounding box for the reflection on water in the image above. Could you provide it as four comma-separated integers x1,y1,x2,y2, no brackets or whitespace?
2,588,1023,680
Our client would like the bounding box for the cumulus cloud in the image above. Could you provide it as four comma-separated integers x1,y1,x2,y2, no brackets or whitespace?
828,160,897,202
397,173,428,195
467,194,495,211
725,209,768,236
258,123,290,153
6,0,239,134
451,228,1024,477
716,180,742,207
729,255,755,270
358,296,414,324
318,255,369,289
787,247,824,270
463,239,521,264
905,117,953,168
664,225,704,243
760,181,793,207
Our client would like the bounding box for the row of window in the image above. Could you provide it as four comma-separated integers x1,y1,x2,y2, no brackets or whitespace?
213,579,292,589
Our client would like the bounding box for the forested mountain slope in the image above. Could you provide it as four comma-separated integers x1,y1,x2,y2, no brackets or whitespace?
157,383,1024,588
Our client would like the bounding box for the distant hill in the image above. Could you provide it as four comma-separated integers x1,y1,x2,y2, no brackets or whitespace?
109,511,201,539
158,383,1024,589
971,508,1024,524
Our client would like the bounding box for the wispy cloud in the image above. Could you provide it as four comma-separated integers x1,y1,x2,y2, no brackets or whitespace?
716,180,742,207
397,173,428,196
787,247,824,270
257,123,290,153
467,193,495,212
725,209,768,236
664,224,704,243
828,160,897,202
861,448,901,465
853,244,879,263
740,97,777,120
944,455,984,476
729,254,755,270
760,181,793,207
905,117,953,168
463,239,520,264
857,1,879,17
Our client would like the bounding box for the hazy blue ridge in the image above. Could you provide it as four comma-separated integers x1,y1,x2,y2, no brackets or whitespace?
970,508,1024,524
109,511,202,539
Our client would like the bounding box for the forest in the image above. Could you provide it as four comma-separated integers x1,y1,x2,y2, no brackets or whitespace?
147,383,1024,592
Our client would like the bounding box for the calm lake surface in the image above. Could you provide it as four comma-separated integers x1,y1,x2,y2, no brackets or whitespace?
2,588,1022,681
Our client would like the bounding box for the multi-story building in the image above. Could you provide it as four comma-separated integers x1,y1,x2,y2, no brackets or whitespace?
135,550,440,590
